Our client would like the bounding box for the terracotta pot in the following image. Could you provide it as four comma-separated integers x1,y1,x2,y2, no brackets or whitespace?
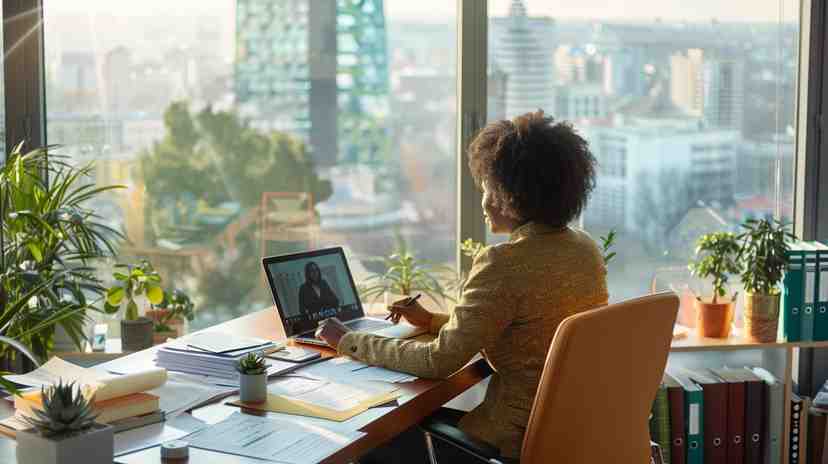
744,292,780,343
153,331,177,345
695,298,734,338
146,309,185,337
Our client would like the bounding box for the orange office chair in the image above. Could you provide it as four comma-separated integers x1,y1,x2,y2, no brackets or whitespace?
421,292,679,464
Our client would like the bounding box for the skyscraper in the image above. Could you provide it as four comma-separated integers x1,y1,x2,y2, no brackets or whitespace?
670,48,744,132
491,0,555,118
235,0,390,167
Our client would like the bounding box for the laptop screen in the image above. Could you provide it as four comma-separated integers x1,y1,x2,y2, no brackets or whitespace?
263,248,363,337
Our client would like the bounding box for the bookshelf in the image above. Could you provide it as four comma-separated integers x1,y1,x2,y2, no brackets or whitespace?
668,332,825,464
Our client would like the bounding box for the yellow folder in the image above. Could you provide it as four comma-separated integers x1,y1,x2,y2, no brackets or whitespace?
228,389,401,422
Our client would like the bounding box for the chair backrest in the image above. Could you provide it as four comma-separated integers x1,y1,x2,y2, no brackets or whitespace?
521,292,679,464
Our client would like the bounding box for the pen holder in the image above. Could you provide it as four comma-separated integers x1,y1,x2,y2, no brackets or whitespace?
239,373,267,403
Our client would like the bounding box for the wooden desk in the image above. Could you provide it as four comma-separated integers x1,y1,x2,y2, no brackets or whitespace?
0,308,491,464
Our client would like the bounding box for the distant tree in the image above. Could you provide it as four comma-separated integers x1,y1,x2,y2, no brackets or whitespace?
140,102,332,217
138,102,333,317
635,168,701,254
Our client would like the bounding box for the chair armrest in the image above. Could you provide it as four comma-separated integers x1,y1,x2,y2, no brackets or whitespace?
420,417,502,463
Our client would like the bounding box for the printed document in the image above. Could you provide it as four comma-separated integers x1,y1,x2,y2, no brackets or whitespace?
185,411,363,464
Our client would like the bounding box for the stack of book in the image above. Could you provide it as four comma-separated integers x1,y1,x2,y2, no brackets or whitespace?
155,332,285,379
781,240,828,342
3,367,169,436
651,367,782,464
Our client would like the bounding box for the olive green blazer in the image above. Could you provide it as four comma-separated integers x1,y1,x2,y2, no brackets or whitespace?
338,222,609,458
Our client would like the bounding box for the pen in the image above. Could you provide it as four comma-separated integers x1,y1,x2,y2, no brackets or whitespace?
385,293,422,321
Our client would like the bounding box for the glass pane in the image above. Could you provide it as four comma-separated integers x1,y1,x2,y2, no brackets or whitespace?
44,1,457,331
487,1,798,315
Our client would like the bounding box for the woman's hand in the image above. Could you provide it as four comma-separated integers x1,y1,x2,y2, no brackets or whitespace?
315,317,351,349
386,297,433,329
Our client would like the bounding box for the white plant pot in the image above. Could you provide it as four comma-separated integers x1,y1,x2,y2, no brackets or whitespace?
17,423,113,464
239,373,267,403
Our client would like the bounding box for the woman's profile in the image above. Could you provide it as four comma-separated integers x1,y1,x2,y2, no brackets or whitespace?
297,261,340,316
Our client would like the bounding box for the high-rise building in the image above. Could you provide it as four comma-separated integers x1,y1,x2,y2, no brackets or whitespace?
670,49,744,132
703,59,744,132
490,0,555,118
235,0,390,167
670,49,704,117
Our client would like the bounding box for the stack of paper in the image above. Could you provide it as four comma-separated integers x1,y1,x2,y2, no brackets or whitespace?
156,334,286,379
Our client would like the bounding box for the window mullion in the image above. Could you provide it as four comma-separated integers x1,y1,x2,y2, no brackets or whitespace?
457,0,488,274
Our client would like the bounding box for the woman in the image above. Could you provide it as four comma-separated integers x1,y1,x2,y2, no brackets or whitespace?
317,110,608,462
298,261,340,317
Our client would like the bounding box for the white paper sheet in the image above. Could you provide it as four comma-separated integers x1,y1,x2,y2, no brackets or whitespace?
4,357,167,401
114,413,208,456
146,372,236,417
185,411,364,464
301,358,417,384
4,357,106,388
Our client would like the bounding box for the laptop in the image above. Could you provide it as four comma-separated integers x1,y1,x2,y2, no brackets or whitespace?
262,247,427,346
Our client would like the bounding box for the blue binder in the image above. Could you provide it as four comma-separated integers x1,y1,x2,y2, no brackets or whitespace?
812,241,828,341
782,242,805,342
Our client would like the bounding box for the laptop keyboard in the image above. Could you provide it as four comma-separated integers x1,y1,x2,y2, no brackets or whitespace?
346,318,391,331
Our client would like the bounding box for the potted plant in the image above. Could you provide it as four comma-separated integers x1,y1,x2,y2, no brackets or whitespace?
147,289,195,345
1,144,124,364
689,232,742,338
18,380,113,464
600,229,618,266
103,261,164,351
236,352,267,403
737,218,793,342
360,235,457,309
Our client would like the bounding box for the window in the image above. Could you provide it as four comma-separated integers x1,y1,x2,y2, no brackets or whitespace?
44,1,457,329
487,0,798,304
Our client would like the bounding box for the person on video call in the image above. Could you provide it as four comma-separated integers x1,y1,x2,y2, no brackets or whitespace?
298,261,340,316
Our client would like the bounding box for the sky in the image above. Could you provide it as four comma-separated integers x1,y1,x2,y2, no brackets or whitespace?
45,0,798,23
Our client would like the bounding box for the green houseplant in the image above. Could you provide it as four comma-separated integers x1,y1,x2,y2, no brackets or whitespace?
148,289,195,344
1,144,124,365
600,229,618,266
235,352,267,403
689,232,742,338
18,380,113,464
360,236,456,307
103,261,164,351
737,218,794,342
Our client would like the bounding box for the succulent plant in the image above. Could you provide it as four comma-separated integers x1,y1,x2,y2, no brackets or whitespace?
22,380,98,437
236,352,267,375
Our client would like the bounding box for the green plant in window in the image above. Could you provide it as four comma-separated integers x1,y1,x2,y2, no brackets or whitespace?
689,232,741,303
1,144,125,359
599,229,617,266
103,261,164,321
737,218,794,296
150,289,195,333
460,238,485,259
359,234,456,306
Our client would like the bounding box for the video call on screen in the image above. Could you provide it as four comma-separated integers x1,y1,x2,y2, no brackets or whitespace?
268,253,361,335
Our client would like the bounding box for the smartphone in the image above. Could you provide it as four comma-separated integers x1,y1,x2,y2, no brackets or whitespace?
266,346,321,363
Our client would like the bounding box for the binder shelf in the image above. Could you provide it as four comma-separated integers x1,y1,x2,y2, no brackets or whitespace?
668,331,824,464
